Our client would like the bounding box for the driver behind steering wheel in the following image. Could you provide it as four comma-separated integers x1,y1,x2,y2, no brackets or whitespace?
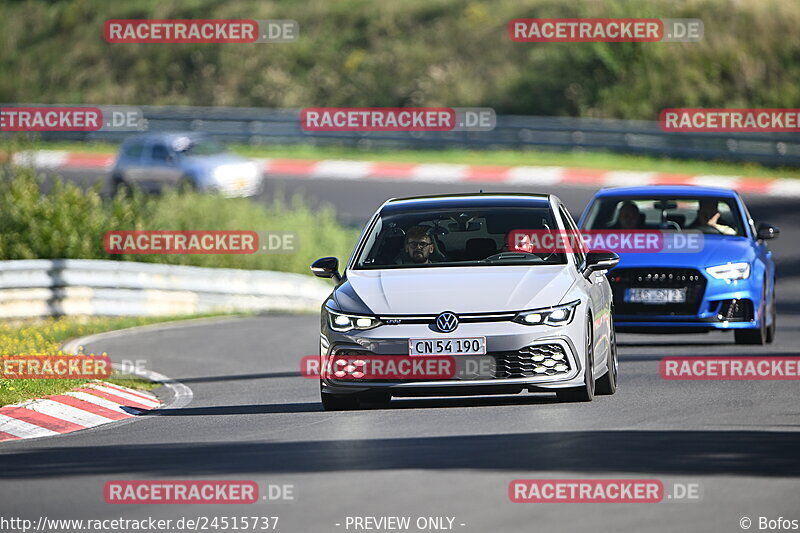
394,226,445,264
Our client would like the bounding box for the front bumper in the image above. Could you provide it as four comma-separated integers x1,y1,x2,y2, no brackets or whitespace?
319,320,587,396
611,271,763,333
199,169,263,197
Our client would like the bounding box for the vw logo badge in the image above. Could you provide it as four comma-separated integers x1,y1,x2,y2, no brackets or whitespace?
435,312,459,333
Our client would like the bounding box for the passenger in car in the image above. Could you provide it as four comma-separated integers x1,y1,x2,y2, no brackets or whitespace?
690,199,736,235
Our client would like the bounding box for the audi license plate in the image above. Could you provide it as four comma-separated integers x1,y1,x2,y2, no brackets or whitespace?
408,337,486,356
625,288,687,304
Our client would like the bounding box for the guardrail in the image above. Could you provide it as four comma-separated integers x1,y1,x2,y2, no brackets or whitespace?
15,105,800,167
0,259,331,318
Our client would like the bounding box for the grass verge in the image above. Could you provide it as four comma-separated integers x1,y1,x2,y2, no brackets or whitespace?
0,314,229,406
37,141,800,180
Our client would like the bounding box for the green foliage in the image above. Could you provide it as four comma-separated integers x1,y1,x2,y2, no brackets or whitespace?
0,150,359,273
1,0,799,119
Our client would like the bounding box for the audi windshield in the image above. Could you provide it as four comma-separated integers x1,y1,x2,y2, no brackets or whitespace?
582,196,747,236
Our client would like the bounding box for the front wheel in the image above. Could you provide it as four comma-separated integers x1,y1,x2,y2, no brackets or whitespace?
766,289,777,344
111,175,132,197
595,325,618,395
734,290,768,345
557,318,595,402
178,175,197,193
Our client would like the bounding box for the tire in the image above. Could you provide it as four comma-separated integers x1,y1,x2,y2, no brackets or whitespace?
557,317,595,403
321,391,360,411
595,324,618,395
734,285,768,345
766,287,777,344
111,175,132,197
178,175,197,193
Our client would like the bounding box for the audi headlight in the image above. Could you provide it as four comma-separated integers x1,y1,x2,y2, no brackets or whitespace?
326,309,382,332
706,262,750,281
513,300,580,326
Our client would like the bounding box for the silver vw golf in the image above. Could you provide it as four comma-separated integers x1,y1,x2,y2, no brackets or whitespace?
311,193,619,410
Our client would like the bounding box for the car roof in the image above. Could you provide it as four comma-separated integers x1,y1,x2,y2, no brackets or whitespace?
121,132,208,145
594,185,739,198
381,193,553,213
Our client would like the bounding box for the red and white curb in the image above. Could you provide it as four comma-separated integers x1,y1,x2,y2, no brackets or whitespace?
0,319,202,443
0,381,160,442
13,150,800,197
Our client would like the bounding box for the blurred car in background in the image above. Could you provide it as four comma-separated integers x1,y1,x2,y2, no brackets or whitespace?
110,132,263,197
579,185,779,344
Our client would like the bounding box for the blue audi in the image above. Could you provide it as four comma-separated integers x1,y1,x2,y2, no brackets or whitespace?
579,185,778,344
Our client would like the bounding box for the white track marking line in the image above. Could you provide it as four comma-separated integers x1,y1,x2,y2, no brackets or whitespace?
602,171,658,186
768,179,800,198
410,164,469,182
95,382,159,402
505,166,565,185
690,175,741,188
86,385,161,407
312,160,373,179
0,414,59,438
63,391,136,413
23,399,112,427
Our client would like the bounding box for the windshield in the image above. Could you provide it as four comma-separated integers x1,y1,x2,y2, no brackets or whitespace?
172,137,226,156
582,196,746,237
353,206,567,269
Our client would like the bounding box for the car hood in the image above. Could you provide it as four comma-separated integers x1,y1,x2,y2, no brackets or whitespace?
614,235,756,270
340,265,576,315
182,153,251,169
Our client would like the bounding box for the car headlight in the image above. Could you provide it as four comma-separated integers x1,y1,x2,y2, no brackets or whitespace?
513,300,580,326
706,262,750,281
243,162,259,179
212,165,227,182
326,309,383,332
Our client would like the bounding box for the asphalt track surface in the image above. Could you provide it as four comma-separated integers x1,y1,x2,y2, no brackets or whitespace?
1,168,799,532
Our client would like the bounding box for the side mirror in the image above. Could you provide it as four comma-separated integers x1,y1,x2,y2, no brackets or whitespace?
583,251,620,279
756,223,779,240
311,257,341,282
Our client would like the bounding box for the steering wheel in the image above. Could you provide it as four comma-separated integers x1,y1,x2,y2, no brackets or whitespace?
659,220,681,230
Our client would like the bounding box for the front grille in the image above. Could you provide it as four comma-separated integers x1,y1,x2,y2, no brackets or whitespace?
449,344,572,380
329,344,571,382
495,344,571,378
609,268,706,316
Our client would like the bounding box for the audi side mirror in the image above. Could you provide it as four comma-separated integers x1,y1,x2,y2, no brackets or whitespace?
583,251,620,279
756,223,779,240
311,257,341,282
